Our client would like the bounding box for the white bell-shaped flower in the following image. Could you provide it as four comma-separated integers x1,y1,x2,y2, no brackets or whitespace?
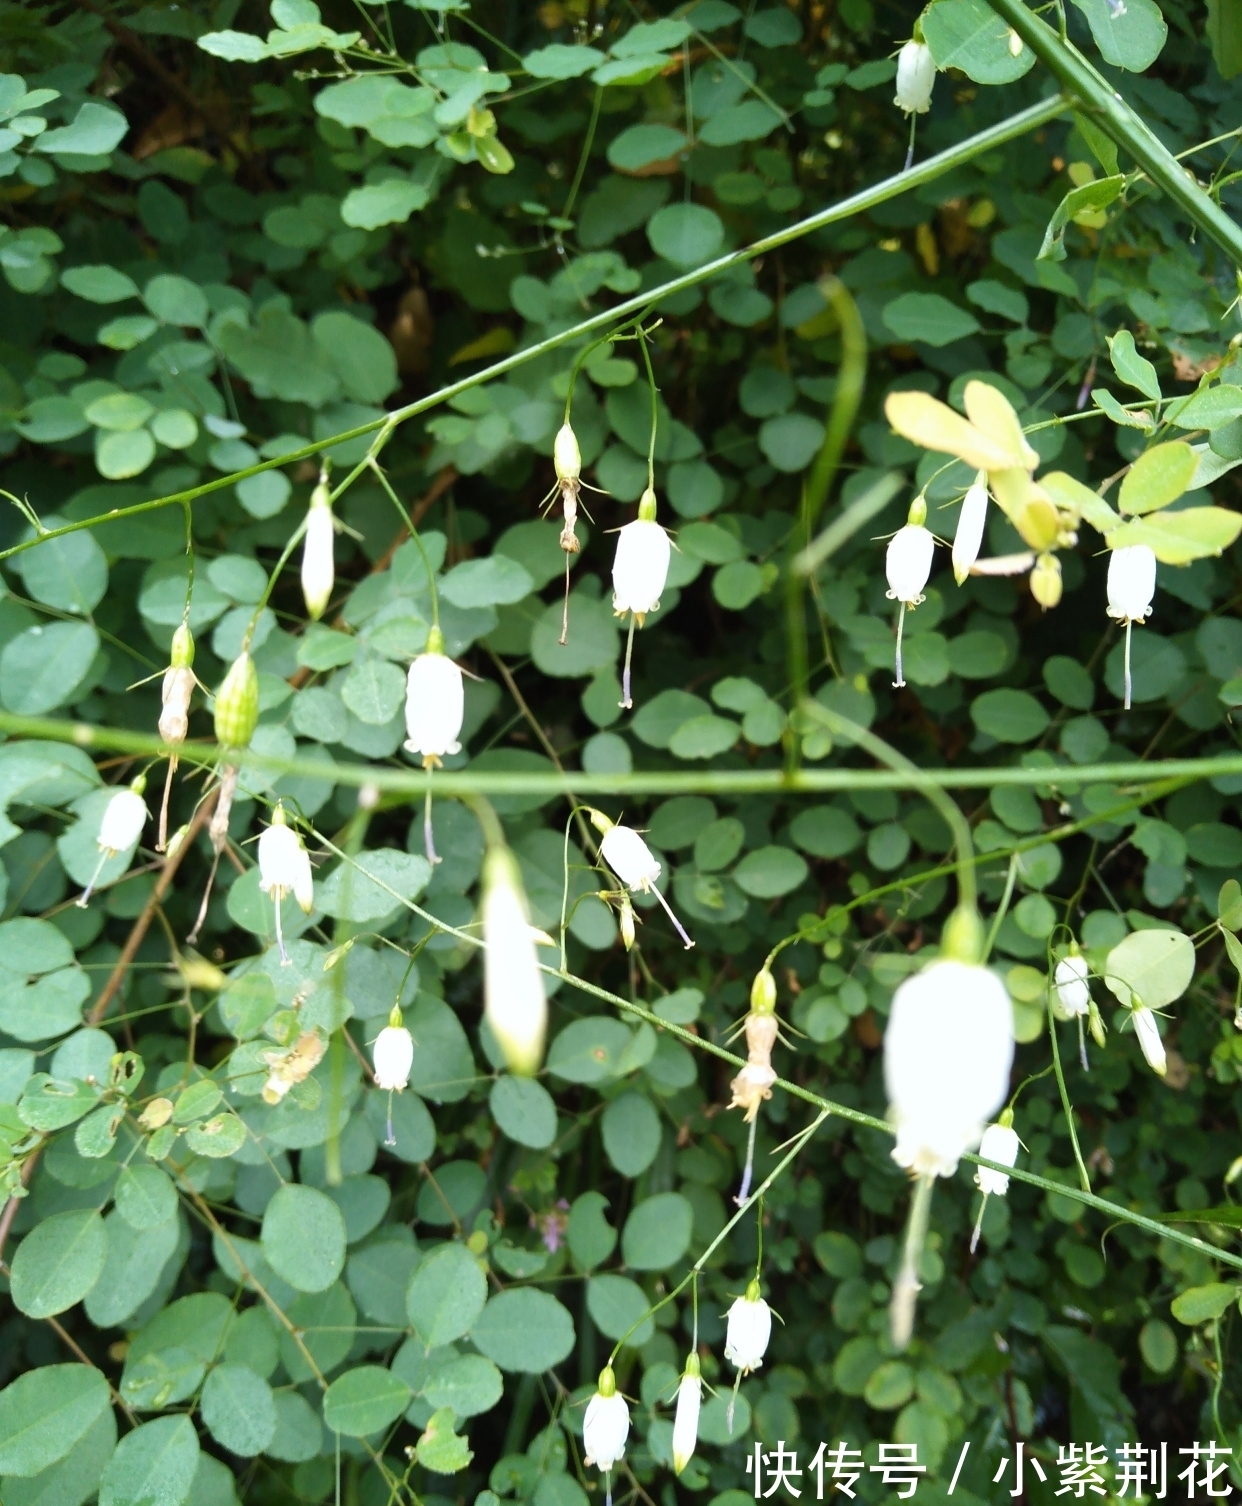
975,1117,1020,1197
79,778,149,907
894,39,936,114
1107,543,1156,711
403,628,464,769
725,1281,772,1374
612,518,670,620
258,806,314,966
952,473,988,585
99,785,148,856
884,958,1014,1180
482,847,547,1076
583,1366,630,1473
301,481,335,622
672,1357,702,1475
1054,953,1090,1018
1132,1005,1166,1077
886,497,934,689
589,809,694,949
373,1021,414,1093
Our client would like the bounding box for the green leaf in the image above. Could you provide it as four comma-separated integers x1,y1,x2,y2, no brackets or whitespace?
98,1417,199,1506
143,274,208,328
1107,330,1161,401
0,622,100,716
60,265,138,303
1219,878,1242,931
669,713,739,759
0,1365,110,1478
1207,0,1242,76
1139,1318,1179,1372
469,1289,575,1372
84,1209,179,1328
1118,442,1197,515
10,1210,107,1318
35,102,127,156
1167,384,1242,431
197,30,270,60
405,1242,487,1347
423,1355,503,1418
316,849,431,923
312,311,400,403
567,1191,617,1270
440,556,533,608
733,844,809,898
530,594,620,678
923,0,1035,82
621,1191,694,1270
882,293,980,346
340,180,430,230
2,1405,116,1506
341,657,405,725
547,1017,633,1083
114,1165,177,1230
1104,927,1194,1010
489,1074,557,1149
415,1409,473,1474
698,100,783,145
1070,0,1167,69
322,1366,412,1437
0,919,72,975
970,688,1050,743
602,1091,661,1175
646,203,724,268
261,1184,347,1293
586,1274,654,1346
524,44,606,78
758,412,825,472
96,428,155,480
1170,1282,1238,1324
1106,507,1242,564
1037,176,1125,262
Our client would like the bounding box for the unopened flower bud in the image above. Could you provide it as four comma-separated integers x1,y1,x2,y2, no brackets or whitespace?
554,421,581,485
1088,997,1107,1048
952,474,988,585
750,967,777,1015
482,847,547,1076
672,1354,702,1475
1030,551,1062,609
214,650,259,750
301,481,335,622
1132,1004,1166,1076
618,895,635,950
894,39,935,114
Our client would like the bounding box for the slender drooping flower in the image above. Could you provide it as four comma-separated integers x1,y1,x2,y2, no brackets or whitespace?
551,420,583,645
613,487,672,710
258,805,314,966
403,626,464,864
373,1004,414,1147
672,1355,702,1476
894,38,936,114
970,1110,1021,1253
886,496,935,689
725,1280,772,1375
301,477,334,622
729,967,779,1204
1132,1004,1166,1077
79,776,148,907
1054,949,1092,1069
589,809,693,950
952,473,989,585
1107,543,1156,710
482,846,547,1075
157,620,196,851
583,1365,630,1500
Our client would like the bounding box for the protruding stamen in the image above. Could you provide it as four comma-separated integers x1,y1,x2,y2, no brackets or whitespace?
651,881,694,950
890,1173,934,1350
620,617,636,708
77,849,109,909
893,601,907,688
1123,620,1133,710
735,1114,759,1206
424,788,440,865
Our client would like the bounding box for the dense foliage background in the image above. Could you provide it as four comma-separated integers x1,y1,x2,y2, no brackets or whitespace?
2,1,1242,1503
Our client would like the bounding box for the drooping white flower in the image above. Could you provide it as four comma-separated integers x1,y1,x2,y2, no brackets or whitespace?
886,497,934,689
725,1280,772,1374
583,1366,630,1473
1054,953,1090,1018
1107,543,1156,711
952,473,989,585
373,1022,414,1092
301,481,335,622
589,809,694,950
975,1118,1020,1197
884,958,1015,1180
894,39,936,114
79,778,149,907
482,847,547,1076
612,518,671,620
403,628,464,769
1132,1005,1166,1077
672,1357,702,1475
258,806,314,966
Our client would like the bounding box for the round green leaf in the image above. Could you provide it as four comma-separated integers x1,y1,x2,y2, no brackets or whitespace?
607,124,686,173
99,1417,198,1506
16,527,107,616
10,1210,107,1318
406,1242,487,1348
970,688,1050,743
95,428,155,480
621,1191,694,1270
0,622,100,715
602,1092,661,1176
882,292,981,347
423,1354,503,1418
646,203,724,268
733,845,809,898
0,1364,110,1477
1104,927,1195,1010
261,1184,347,1294
2,1405,115,1506
200,1364,276,1457
490,1074,557,1149
530,594,620,678
143,274,208,328
758,412,825,472
470,1289,575,1373
61,264,139,304
668,713,739,760
1139,1318,1179,1371
84,1210,179,1328
586,1274,654,1347
524,44,606,79
322,1365,412,1437
923,0,1035,82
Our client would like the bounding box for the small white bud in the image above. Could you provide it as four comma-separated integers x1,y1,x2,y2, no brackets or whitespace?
672,1357,702,1475
482,848,547,1076
894,40,936,115
974,1118,1020,1197
1106,543,1156,624
1054,953,1090,1019
301,484,335,622
952,474,989,585
583,1366,629,1473
98,785,148,855
725,1281,772,1374
373,1024,414,1092
403,633,464,770
611,518,671,621
1132,1005,1166,1076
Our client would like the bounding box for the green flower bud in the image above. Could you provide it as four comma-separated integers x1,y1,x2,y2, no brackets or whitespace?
214,650,259,750
170,621,195,669
750,966,777,1015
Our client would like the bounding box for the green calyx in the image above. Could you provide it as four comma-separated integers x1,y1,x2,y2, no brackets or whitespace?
637,487,658,523
388,1004,404,1030
597,1364,616,1398
425,625,445,656
170,621,195,669
684,1352,701,1380
999,1107,1015,1130
907,494,928,528
310,479,332,510
941,903,984,965
750,967,777,1015
744,1277,762,1303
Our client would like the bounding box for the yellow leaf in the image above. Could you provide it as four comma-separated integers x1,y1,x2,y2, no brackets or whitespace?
1106,506,1242,564
962,380,1039,471
883,391,1012,472
1041,470,1118,535
1016,496,1061,550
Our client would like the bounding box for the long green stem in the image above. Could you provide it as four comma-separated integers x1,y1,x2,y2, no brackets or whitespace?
982,853,1019,962
982,0,1242,267
0,98,1071,568
1048,989,1093,1193
368,458,440,629
637,329,659,492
